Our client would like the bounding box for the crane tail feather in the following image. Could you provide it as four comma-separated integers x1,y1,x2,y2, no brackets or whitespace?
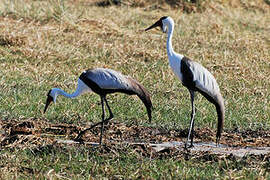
136,85,153,122
215,94,225,145
196,88,225,145
127,78,153,122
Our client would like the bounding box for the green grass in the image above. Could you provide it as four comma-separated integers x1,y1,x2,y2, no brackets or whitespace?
0,0,270,178
1,145,270,179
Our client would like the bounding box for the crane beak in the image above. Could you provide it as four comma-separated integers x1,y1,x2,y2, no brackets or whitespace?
44,95,53,113
145,19,163,31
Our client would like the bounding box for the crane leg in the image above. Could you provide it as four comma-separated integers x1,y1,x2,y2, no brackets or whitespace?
104,97,114,123
99,96,115,144
75,96,114,143
99,96,105,145
185,90,195,149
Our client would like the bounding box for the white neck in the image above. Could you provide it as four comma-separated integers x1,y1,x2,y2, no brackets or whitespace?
54,88,81,99
166,23,175,57
53,79,92,101
165,20,184,82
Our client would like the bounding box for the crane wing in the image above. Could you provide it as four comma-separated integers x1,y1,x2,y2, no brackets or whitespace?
181,57,220,101
82,68,132,90
79,68,153,121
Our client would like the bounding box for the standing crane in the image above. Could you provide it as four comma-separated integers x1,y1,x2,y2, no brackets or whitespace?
145,16,225,148
44,68,152,144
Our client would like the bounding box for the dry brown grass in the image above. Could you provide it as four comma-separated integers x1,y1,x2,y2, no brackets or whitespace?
2,118,270,149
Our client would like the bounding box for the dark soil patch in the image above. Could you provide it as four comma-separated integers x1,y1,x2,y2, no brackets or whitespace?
1,118,270,160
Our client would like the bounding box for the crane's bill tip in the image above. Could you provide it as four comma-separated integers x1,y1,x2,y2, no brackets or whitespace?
145,26,153,31
44,95,53,113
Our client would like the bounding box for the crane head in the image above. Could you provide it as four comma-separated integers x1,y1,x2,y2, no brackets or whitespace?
145,16,168,33
44,89,54,113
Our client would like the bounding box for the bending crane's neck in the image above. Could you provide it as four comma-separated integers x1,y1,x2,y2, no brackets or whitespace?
166,24,175,57
54,87,81,99
53,79,91,101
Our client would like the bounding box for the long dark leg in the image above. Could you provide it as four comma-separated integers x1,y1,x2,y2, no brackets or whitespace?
190,90,196,147
75,96,114,142
103,97,114,123
99,96,105,145
185,90,195,149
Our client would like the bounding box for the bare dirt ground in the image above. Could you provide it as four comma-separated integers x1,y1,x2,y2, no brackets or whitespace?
1,118,270,161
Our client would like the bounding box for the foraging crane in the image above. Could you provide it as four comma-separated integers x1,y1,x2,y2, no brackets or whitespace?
44,68,152,144
145,16,225,148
